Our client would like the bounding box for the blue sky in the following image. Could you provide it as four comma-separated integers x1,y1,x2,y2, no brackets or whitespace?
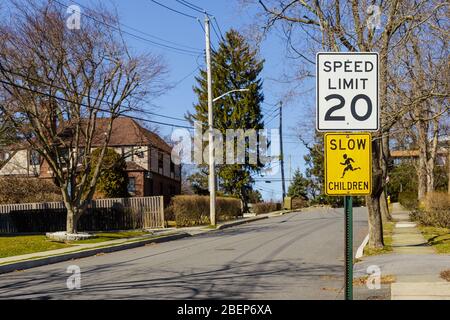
67,0,313,201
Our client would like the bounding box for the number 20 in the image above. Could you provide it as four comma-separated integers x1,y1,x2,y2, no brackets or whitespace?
324,94,372,121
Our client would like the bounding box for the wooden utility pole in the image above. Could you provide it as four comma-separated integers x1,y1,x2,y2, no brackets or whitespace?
279,101,286,200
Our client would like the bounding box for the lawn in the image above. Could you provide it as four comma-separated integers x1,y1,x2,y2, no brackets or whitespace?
363,221,394,256
0,235,73,259
419,226,450,254
0,231,151,259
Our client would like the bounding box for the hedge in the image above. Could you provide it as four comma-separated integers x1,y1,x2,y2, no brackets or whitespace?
252,202,281,215
410,192,450,228
172,195,242,227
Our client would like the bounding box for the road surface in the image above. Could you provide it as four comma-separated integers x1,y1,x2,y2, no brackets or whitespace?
0,207,368,300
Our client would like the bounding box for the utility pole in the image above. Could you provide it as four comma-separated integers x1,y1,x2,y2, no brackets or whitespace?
289,155,292,181
279,101,286,200
205,15,216,226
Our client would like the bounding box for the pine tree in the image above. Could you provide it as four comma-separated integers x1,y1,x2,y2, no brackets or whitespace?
190,29,265,210
287,169,309,199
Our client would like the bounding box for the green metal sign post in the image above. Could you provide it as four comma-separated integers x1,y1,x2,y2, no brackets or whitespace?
344,195,353,300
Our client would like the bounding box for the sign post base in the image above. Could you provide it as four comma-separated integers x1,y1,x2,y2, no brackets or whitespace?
344,195,353,300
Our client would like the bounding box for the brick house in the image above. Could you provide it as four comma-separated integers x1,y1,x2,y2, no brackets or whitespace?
0,117,181,200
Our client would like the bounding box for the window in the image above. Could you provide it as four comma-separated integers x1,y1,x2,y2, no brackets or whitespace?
158,152,164,172
0,152,10,162
170,161,175,174
135,148,145,158
30,150,40,166
128,177,136,194
77,148,85,165
58,149,69,165
160,182,164,195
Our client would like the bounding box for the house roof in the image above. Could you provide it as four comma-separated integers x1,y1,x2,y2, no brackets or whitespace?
92,117,172,153
1,117,173,154
391,148,448,158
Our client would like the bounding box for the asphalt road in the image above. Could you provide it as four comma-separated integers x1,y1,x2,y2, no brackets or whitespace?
0,207,368,300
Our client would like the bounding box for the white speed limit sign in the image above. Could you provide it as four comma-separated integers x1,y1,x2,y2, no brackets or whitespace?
316,52,379,131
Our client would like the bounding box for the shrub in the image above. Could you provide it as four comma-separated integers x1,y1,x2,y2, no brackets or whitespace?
0,177,61,204
410,192,450,228
292,197,309,210
424,192,450,212
88,148,129,199
252,202,281,215
398,191,418,210
173,195,242,227
164,205,175,222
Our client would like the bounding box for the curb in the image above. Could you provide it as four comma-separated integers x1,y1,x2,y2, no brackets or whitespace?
356,234,369,259
216,216,268,230
0,232,190,275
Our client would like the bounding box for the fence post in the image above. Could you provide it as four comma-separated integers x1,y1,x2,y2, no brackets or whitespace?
159,196,164,228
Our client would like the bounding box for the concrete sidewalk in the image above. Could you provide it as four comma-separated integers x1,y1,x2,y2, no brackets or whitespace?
354,203,450,300
0,211,287,273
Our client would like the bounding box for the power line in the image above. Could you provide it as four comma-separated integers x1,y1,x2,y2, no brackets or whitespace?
212,17,226,42
0,66,191,124
149,0,198,20
53,0,202,56
175,0,206,14
69,0,201,52
0,78,194,130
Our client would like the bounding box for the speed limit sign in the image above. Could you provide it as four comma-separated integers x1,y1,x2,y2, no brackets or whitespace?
316,52,379,131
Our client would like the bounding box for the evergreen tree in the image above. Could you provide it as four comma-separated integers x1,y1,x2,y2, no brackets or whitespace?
287,169,309,199
88,148,129,198
190,29,265,211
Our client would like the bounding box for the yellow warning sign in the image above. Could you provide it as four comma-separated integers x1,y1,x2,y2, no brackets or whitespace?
325,133,372,196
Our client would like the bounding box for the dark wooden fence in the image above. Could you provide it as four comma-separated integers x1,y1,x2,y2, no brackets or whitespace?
0,196,164,233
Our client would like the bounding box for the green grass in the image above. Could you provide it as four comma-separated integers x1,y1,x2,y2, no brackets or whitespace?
0,231,151,258
70,231,150,244
419,226,450,254
0,235,73,259
363,221,394,256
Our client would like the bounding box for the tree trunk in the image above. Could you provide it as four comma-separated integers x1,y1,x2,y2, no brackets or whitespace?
448,149,450,195
66,207,78,234
417,119,428,201
380,189,391,222
426,118,439,194
366,139,384,248
380,134,392,221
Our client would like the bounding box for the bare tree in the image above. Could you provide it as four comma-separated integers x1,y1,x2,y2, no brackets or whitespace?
0,0,167,233
243,0,447,248
388,15,449,200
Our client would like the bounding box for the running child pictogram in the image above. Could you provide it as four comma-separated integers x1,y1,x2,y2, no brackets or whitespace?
340,154,361,178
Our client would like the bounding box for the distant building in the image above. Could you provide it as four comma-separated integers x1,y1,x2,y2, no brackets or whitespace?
0,117,181,200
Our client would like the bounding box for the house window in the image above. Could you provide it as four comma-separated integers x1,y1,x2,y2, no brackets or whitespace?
128,177,136,194
170,161,175,174
158,152,164,172
58,148,69,165
160,182,164,195
77,148,85,165
30,150,40,166
135,148,144,158
0,151,10,162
